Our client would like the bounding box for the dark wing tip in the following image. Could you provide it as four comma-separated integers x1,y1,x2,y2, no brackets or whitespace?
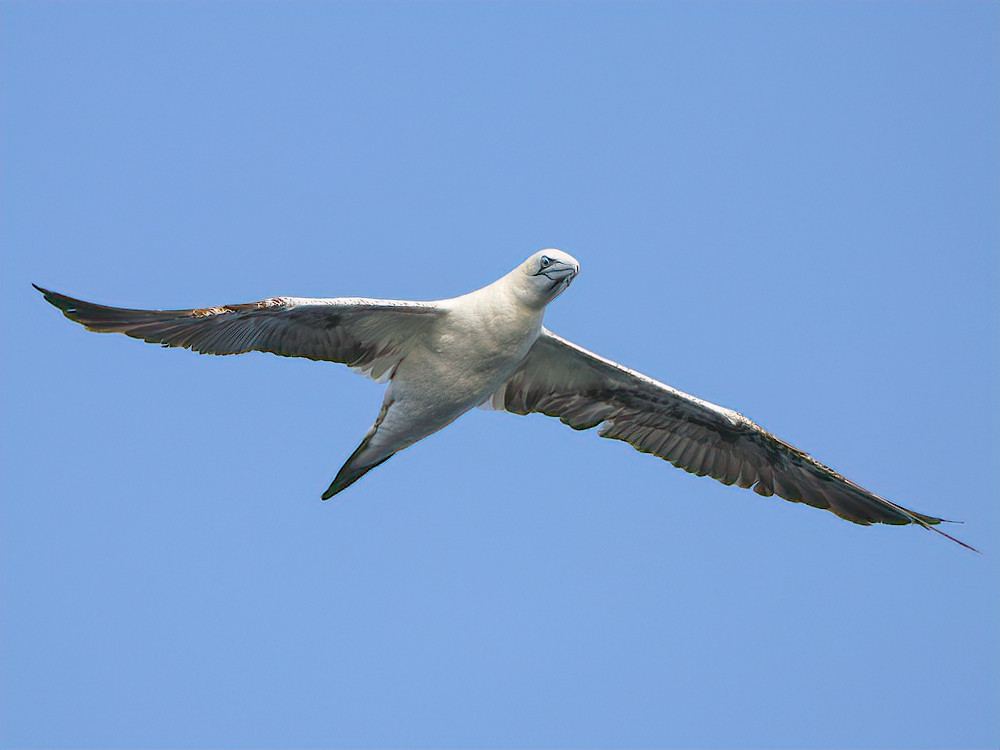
907,514,979,553
926,523,981,554
896,506,979,553
33,284,171,336
33,283,57,302
34,283,78,308
34,284,79,315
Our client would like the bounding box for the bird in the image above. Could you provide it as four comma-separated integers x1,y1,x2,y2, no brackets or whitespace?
35,249,974,550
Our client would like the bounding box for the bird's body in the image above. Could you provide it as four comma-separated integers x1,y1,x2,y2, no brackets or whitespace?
327,258,556,496
36,250,974,550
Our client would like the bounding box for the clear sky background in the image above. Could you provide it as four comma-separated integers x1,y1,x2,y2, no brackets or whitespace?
2,3,998,748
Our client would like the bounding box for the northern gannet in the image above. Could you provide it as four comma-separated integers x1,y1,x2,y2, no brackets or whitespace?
35,250,974,550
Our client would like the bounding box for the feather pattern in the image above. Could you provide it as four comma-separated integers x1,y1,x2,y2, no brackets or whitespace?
33,285,445,379
495,329,975,550
34,248,974,551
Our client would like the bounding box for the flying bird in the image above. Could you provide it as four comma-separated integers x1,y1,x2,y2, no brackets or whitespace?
35,250,973,550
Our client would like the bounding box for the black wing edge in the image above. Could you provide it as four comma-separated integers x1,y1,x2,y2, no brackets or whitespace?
34,283,174,330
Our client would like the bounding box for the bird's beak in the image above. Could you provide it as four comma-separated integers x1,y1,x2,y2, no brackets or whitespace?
534,261,578,282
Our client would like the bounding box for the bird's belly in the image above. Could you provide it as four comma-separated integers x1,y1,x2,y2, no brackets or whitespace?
391,328,533,423
404,347,518,408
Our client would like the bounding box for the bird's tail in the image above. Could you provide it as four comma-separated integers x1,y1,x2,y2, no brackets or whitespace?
322,436,396,500
322,395,399,500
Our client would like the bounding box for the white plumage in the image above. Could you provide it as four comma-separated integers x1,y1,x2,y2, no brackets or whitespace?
35,249,973,550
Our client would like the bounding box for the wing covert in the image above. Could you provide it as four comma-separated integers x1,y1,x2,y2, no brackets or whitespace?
35,285,444,381
493,329,973,549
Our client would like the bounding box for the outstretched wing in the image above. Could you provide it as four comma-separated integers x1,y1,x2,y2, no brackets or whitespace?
489,329,974,550
35,285,445,382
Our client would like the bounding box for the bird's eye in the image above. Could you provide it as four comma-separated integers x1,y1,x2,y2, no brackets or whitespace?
540,256,552,268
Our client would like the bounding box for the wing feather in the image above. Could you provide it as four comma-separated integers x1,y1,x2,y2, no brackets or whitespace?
494,329,974,550
35,285,445,378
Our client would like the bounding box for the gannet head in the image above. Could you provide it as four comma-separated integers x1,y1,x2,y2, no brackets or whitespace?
517,249,580,306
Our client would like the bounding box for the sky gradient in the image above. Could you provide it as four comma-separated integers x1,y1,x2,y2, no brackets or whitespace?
3,3,998,748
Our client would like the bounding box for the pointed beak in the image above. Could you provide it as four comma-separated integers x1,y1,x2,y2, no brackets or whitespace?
534,261,578,282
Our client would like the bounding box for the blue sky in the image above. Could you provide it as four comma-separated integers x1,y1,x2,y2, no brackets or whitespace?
2,2,997,748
